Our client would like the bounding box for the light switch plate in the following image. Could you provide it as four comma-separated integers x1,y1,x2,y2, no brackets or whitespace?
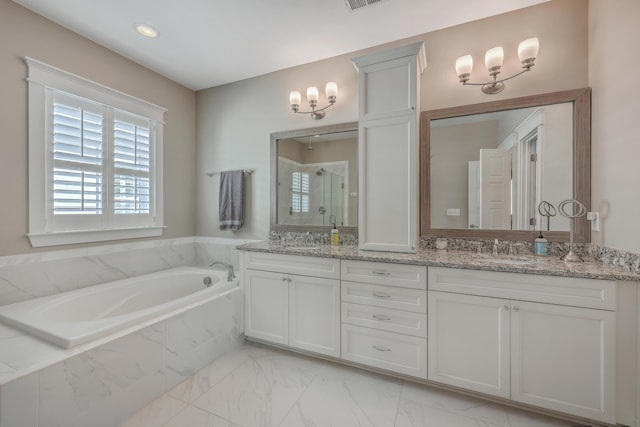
587,212,600,231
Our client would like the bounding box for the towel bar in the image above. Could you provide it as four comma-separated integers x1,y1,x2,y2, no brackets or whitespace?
206,169,254,177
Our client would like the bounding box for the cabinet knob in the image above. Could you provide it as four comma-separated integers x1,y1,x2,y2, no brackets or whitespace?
513,306,520,312
372,345,391,352
372,314,391,321
503,305,509,311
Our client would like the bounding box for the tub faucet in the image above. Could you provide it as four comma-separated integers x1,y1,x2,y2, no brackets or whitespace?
209,261,236,281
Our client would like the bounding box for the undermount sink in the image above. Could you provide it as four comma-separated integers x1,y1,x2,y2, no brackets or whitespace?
480,256,536,266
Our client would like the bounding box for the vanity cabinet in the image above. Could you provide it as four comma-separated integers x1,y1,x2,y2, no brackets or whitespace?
244,252,340,357
352,42,426,253
427,267,616,424
340,260,428,378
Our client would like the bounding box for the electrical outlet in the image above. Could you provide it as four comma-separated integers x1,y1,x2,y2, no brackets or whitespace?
587,212,600,231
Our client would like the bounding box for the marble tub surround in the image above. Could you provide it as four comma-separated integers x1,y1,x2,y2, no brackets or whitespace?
0,236,256,307
0,237,195,307
237,240,640,281
0,279,243,427
0,236,254,427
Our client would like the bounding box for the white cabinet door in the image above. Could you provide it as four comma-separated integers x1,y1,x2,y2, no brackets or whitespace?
244,270,289,345
510,301,616,424
358,115,417,253
289,275,340,357
428,291,511,398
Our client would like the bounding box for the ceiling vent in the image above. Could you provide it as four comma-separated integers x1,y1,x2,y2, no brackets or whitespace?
344,0,387,12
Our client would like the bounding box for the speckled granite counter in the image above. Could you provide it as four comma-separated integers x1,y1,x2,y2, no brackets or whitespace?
237,241,640,282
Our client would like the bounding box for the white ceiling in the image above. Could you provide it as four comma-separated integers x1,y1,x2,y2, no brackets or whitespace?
13,0,548,91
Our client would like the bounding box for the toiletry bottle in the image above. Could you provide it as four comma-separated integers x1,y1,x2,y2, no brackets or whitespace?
534,231,548,255
331,223,339,245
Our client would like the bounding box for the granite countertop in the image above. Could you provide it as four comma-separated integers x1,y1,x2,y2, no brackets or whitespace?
237,241,640,282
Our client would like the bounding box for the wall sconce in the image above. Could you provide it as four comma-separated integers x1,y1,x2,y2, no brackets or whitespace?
455,37,539,94
289,82,337,119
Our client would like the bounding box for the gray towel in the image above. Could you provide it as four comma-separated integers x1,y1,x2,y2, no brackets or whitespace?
219,170,245,231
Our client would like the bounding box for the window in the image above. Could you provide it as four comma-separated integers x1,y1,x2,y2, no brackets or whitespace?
291,171,310,213
26,57,166,247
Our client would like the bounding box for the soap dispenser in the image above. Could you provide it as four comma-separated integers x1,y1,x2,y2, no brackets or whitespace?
331,223,339,245
534,231,548,255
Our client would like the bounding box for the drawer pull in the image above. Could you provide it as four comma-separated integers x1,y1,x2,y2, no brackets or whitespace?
372,293,392,299
372,314,391,321
372,345,391,352
372,270,391,276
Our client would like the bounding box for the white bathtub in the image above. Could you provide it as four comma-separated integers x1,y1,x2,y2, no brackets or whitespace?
0,266,238,348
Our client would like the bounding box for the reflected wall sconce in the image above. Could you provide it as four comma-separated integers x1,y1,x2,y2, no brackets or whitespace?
289,82,338,119
455,37,539,95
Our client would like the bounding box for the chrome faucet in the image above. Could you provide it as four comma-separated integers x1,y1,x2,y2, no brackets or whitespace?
492,239,499,255
209,261,236,281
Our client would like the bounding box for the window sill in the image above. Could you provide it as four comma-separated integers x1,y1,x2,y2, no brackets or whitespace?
27,226,166,248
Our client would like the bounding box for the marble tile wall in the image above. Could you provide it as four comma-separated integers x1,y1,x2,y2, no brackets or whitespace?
0,238,196,306
0,236,260,307
0,286,243,427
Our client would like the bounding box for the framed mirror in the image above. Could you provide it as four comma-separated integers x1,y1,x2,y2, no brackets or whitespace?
271,122,358,233
420,88,590,242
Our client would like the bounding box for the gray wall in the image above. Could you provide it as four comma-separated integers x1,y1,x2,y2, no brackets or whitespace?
195,0,590,241
0,1,197,256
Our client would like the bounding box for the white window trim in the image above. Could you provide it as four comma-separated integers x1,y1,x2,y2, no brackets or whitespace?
25,57,166,248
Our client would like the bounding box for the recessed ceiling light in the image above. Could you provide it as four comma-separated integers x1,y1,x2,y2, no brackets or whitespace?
135,24,159,38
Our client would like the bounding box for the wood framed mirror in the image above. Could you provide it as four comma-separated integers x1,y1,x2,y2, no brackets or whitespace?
420,88,591,242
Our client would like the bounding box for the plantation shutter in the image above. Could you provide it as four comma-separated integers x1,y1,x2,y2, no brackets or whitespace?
52,93,104,215
291,171,310,213
113,112,152,214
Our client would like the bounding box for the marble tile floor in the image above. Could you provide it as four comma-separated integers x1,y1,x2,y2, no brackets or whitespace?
118,342,582,427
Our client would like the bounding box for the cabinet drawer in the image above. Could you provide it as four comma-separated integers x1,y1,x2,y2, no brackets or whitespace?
428,267,616,310
244,252,340,279
342,302,427,337
341,260,426,289
341,324,426,378
342,281,427,313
